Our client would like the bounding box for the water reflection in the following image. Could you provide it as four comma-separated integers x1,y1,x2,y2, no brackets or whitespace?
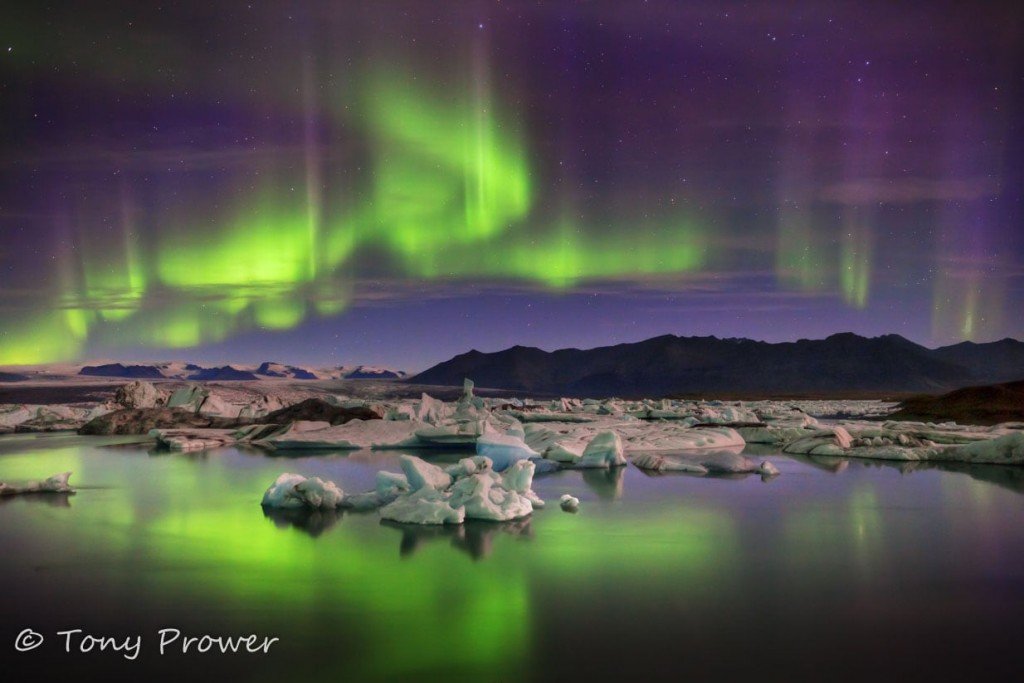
785,453,850,473
3,435,1024,681
262,505,343,536
850,457,1024,495
581,466,625,500
383,518,534,560
0,491,74,508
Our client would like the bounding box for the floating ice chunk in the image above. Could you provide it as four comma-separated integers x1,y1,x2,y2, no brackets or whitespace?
559,494,579,511
413,393,449,424
476,430,540,472
619,424,745,452
699,451,761,473
258,419,425,450
783,426,854,456
578,431,627,468
445,456,493,479
380,488,465,525
0,471,75,496
260,473,344,509
736,424,813,445
115,380,165,409
502,460,544,509
522,424,588,463
295,477,345,508
150,428,238,451
376,471,410,497
529,457,561,475
933,432,1024,465
167,384,208,411
447,471,535,522
545,443,584,464
631,452,708,474
399,454,452,492
413,425,481,448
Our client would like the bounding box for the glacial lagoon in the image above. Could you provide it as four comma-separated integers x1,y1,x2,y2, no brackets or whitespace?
2,433,1024,681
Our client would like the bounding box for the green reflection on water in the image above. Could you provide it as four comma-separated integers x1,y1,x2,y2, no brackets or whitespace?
0,441,740,680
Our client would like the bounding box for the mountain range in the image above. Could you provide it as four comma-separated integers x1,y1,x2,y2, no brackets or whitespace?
410,333,1024,397
0,361,407,382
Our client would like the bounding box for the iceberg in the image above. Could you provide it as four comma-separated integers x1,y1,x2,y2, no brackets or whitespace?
783,426,854,456
399,454,452,491
946,433,1024,463
447,469,535,522
475,430,540,471
559,494,580,512
256,419,425,450
114,380,166,409
379,488,466,525
578,431,627,468
260,473,345,509
0,472,75,496
363,455,544,525
631,452,709,474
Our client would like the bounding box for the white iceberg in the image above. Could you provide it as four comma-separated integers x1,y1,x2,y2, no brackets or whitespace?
783,426,854,456
371,455,544,525
256,419,425,450
447,469,535,522
631,452,709,474
261,473,345,509
0,471,75,496
559,494,580,511
399,454,453,491
578,431,627,468
475,430,540,471
379,488,466,525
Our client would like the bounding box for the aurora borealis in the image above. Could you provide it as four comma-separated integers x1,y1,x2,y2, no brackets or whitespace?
1,1,1022,368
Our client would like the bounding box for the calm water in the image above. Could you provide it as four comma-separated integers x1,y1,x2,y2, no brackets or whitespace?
2,433,1024,682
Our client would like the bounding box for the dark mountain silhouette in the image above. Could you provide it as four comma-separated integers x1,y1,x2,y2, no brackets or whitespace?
186,365,258,381
80,363,164,379
0,372,29,382
255,362,317,379
258,399,384,425
931,338,1024,384
888,379,1024,425
411,333,1024,397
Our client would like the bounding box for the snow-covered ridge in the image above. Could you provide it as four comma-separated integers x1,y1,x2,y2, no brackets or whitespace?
0,360,409,382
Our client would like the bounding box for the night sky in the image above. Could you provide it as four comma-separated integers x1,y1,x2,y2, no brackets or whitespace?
1,1,1022,370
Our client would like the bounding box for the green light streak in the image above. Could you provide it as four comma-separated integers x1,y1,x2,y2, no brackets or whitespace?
0,309,91,365
2,55,720,363
407,217,706,288
775,203,830,292
839,216,872,308
157,191,323,290
357,66,532,254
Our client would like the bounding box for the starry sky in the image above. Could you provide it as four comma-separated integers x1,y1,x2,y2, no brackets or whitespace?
1,1,1022,370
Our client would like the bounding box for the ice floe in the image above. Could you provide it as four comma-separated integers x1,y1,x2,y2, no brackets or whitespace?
261,473,345,509
0,472,75,496
261,452,546,526
578,431,627,468
5,376,1024,472
559,494,580,511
